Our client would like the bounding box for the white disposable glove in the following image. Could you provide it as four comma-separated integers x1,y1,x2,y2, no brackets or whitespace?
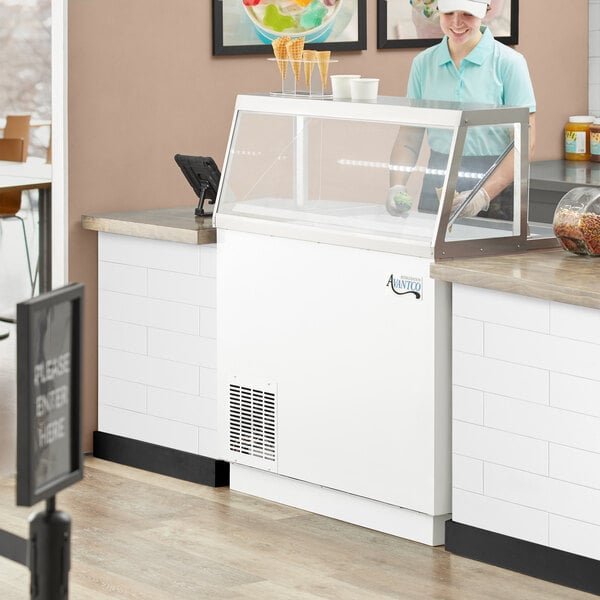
451,188,490,217
386,184,413,216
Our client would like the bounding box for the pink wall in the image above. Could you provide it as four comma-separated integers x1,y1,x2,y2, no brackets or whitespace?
69,0,589,451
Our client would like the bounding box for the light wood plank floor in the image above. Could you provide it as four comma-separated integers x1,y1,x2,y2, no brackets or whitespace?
0,457,597,600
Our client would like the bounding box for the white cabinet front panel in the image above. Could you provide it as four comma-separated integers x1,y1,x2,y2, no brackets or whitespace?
218,229,451,516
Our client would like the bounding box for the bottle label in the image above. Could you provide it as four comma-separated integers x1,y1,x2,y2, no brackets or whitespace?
565,130,587,154
591,131,600,156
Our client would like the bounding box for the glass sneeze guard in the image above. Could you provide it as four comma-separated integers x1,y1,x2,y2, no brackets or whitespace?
214,94,557,259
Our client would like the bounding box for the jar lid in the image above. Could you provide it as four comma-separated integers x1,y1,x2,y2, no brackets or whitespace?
569,115,595,123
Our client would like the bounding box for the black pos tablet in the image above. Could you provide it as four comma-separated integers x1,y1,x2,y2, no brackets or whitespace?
174,154,221,217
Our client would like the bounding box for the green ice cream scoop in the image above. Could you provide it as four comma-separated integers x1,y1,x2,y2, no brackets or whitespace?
386,185,413,216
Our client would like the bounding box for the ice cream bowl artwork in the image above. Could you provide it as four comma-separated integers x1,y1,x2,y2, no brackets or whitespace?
330,74,361,99
350,77,379,101
242,0,344,45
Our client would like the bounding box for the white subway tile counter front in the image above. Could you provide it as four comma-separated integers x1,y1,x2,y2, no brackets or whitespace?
82,207,227,486
431,248,600,596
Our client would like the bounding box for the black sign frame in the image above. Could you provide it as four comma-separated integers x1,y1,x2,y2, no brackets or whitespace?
16,283,84,507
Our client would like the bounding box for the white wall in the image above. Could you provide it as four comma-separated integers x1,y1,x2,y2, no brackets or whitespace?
591,0,600,116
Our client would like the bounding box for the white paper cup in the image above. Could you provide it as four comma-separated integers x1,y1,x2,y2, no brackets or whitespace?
350,78,379,101
330,75,361,99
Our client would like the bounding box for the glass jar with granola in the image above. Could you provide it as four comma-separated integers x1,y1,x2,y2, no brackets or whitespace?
553,187,600,255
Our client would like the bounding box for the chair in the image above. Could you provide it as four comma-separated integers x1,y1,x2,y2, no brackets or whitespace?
4,114,33,214
0,138,35,295
3,115,31,161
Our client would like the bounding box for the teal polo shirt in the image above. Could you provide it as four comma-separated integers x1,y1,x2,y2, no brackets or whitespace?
407,27,536,156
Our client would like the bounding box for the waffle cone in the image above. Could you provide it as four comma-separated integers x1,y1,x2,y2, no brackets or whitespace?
272,36,290,79
302,50,317,87
317,50,331,88
286,37,305,81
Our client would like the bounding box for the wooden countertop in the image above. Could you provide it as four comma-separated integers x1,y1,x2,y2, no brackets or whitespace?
82,202,600,310
81,206,216,245
431,248,600,310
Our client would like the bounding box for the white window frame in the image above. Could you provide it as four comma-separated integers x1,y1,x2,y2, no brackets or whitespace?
51,0,67,288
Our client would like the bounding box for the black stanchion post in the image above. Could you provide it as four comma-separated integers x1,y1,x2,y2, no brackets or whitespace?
29,496,71,600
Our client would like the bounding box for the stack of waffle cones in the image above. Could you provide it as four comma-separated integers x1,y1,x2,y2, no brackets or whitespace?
286,37,305,81
272,35,290,79
317,50,331,89
302,50,317,87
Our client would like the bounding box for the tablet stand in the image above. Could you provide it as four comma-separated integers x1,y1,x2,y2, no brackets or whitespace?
195,181,212,217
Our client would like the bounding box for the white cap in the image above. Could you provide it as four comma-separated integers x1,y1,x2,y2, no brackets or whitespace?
437,0,489,19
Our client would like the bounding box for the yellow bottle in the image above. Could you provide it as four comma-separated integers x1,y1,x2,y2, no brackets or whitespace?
565,116,594,161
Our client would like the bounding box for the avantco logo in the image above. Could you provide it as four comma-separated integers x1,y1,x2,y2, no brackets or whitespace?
386,273,422,299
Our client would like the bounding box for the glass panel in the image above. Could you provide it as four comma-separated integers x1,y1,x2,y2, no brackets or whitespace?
443,123,519,243
528,221,555,241
219,113,296,207
218,111,456,246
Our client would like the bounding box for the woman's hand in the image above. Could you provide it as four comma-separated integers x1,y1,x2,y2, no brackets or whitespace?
451,188,490,217
386,184,413,216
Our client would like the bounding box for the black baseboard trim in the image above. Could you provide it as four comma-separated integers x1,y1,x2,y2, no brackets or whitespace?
445,520,600,596
93,431,229,487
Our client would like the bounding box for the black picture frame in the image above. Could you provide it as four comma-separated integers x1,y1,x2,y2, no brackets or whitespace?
377,0,518,49
16,283,84,507
213,0,367,56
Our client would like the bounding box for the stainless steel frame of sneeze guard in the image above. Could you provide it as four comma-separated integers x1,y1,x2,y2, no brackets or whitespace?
434,107,534,260
214,95,558,260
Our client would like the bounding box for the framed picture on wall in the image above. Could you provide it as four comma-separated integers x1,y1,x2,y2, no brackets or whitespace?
377,0,518,49
213,0,367,56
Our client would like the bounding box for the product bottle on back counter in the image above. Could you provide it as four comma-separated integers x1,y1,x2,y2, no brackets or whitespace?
591,118,600,163
565,116,594,161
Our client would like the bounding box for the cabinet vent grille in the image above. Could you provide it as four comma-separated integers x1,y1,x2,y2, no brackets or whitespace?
229,383,276,462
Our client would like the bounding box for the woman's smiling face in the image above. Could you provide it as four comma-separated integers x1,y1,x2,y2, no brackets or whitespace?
439,11,482,48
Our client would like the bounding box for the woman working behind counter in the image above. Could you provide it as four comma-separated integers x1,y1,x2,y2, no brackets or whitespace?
388,0,536,220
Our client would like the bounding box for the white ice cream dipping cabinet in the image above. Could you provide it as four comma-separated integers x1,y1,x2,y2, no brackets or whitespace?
213,94,556,546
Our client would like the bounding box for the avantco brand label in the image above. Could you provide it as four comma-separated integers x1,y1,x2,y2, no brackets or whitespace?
386,273,422,299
